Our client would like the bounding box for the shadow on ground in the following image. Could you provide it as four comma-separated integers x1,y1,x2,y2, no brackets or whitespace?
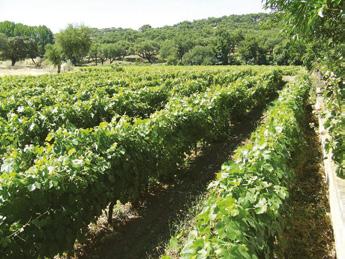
70,82,336,259
73,108,264,259
276,105,335,259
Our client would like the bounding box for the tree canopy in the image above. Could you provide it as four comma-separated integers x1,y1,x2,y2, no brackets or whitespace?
56,25,92,65
182,46,216,65
45,43,63,73
89,13,303,65
264,0,344,74
135,40,160,63
0,21,53,57
264,0,345,44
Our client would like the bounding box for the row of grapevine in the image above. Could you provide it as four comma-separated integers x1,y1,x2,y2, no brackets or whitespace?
318,68,344,178
0,69,257,139
0,69,283,257
0,68,258,166
164,73,310,258
0,69,253,121
0,66,262,104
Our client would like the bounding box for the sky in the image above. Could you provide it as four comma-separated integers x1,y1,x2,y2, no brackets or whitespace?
0,0,266,32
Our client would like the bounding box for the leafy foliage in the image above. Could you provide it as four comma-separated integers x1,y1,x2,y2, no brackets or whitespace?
182,46,216,65
90,13,307,66
0,36,28,66
264,0,345,44
164,72,310,258
264,0,344,79
0,21,53,61
0,66,285,257
135,40,160,63
44,44,64,73
319,68,345,177
0,14,318,67
56,25,92,65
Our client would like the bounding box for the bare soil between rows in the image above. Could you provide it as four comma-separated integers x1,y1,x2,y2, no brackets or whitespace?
67,108,263,259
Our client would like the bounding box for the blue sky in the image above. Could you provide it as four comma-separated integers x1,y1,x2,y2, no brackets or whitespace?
0,0,267,32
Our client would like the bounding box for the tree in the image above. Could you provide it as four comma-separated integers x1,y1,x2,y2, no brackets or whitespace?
238,38,267,65
0,33,6,51
103,42,129,63
97,45,108,65
0,21,16,37
0,34,7,62
175,35,195,61
45,44,63,73
264,0,344,74
25,38,39,64
0,33,42,66
89,43,101,65
182,45,216,65
214,28,234,65
56,25,91,65
139,24,152,32
272,39,305,65
1,37,27,66
34,25,54,57
135,40,160,63
0,21,53,59
159,40,178,64
264,0,345,44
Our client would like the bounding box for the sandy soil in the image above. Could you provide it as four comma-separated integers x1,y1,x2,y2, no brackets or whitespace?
0,67,52,77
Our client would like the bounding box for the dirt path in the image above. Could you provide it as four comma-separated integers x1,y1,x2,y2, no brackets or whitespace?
0,67,51,77
276,105,335,259
70,108,265,259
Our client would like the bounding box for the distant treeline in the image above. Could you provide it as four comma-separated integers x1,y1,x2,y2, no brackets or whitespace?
89,13,310,66
0,14,320,68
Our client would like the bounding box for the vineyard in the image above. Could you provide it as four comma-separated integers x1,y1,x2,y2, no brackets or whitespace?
0,65,337,258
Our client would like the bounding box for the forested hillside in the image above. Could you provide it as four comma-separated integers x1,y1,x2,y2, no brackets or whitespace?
89,13,307,66
0,13,311,67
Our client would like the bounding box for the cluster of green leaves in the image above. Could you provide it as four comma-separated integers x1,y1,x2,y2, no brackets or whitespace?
43,25,93,72
164,73,310,258
320,68,345,178
0,67,284,258
55,25,92,66
88,41,130,65
264,0,344,45
0,21,54,65
264,0,344,78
